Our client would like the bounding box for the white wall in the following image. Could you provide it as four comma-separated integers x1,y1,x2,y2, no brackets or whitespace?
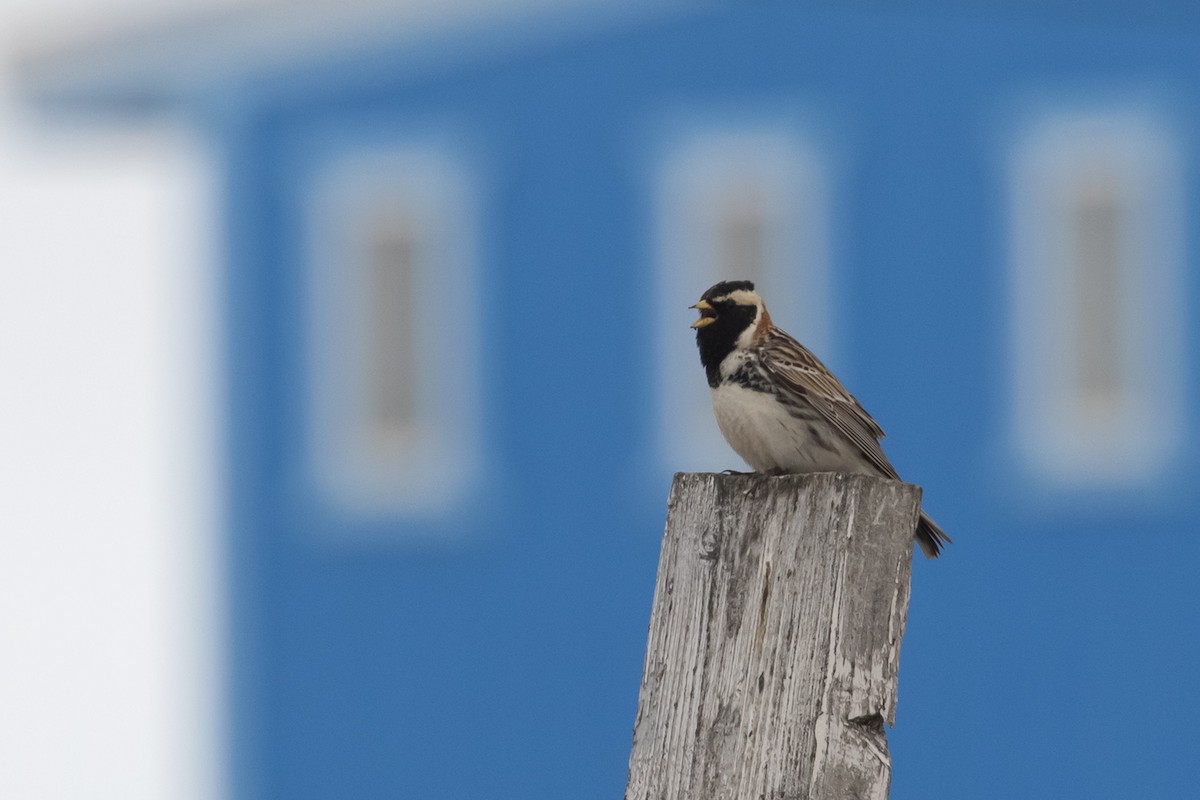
0,2,224,798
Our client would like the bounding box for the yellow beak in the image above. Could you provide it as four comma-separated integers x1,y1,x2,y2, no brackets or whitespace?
689,299,716,329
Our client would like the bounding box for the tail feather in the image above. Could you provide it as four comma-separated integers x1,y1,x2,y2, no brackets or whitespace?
915,512,951,559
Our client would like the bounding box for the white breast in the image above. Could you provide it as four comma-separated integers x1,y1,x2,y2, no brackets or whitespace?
709,383,871,475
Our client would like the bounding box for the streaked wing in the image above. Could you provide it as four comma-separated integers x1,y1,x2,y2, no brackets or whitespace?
758,327,900,480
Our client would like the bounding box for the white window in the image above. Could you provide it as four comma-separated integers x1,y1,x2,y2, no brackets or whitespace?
1009,111,1184,486
305,146,481,516
655,126,831,472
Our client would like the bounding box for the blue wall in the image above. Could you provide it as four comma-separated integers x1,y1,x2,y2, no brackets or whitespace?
210,4,1200,798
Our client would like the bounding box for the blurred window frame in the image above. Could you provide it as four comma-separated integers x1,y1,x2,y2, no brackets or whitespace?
654,123,832,472
1009,109,1184,487
304,145,482,516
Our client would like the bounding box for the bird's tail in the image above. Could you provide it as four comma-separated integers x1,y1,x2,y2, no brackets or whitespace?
915,511,951,559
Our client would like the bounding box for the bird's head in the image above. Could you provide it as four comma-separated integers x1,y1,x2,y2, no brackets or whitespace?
690,280,771,379
691,280,768,342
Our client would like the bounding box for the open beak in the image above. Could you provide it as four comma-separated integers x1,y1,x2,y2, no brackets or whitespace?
689,299,716,329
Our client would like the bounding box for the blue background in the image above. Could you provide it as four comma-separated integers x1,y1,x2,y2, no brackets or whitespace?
40,3,1200,798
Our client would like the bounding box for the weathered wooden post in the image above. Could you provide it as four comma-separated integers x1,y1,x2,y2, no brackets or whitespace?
625,472,920,800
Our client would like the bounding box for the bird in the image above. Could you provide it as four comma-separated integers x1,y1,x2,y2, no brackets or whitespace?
690,280,950,558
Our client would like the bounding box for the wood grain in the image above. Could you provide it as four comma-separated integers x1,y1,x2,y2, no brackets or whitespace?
625,472,920,800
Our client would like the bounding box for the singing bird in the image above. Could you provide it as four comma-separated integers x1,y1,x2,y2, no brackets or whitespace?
690,280,950,558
